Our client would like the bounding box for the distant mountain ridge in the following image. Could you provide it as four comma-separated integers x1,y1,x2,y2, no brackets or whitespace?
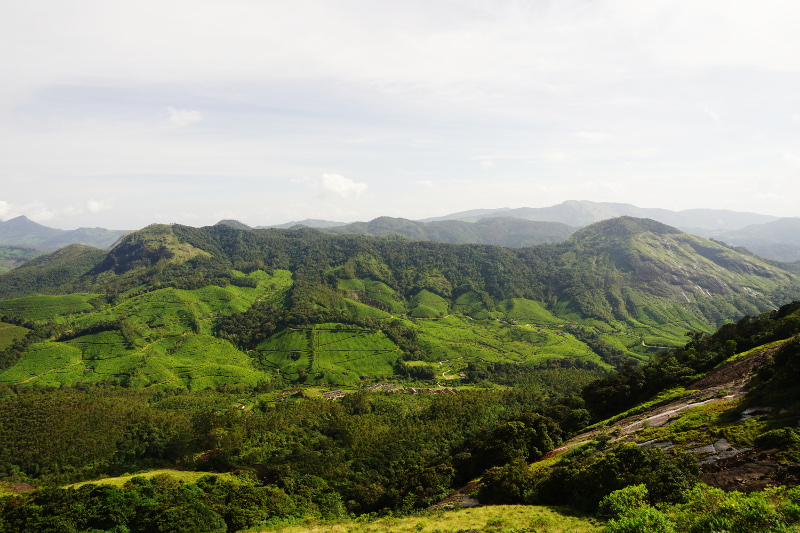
319,216,577,247
258,218,348,229
705,217,800,262
421,200,779,231
251,200,790,254
0,216,130,250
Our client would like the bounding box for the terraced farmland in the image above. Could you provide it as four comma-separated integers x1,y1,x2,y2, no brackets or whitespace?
258,324,399,385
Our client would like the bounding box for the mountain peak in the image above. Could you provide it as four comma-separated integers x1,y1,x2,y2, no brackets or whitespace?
215,219,252,230
570,216,681,243
0,215,65,242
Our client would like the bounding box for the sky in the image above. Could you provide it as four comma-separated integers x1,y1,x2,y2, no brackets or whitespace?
2,0,800,230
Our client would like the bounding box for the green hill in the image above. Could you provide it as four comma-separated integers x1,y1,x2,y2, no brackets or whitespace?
0,217,798,389
322,215,577,247
0,246,41,274
3,285,800,531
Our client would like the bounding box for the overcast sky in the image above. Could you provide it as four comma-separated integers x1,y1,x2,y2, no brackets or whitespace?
2,0,800,230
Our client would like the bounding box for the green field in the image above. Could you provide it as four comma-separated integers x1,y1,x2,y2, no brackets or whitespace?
68,469,241,489
0,274,297,388
258,324,400,385
262,504,601,533
409,289,450,318
0,321,28,350
0,293,99,320
414,315,605,369
339,278,407,313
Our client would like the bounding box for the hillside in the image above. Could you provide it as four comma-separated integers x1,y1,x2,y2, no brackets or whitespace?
320,216,577,247
3,299,800,532
423,200,779,231
707,217,800,261
461,300,800,531
0,247,41,275
0,217,797,392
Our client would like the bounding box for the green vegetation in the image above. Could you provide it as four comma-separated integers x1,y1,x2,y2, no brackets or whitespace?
322,215,578,248
0,246,40,274
264,504,601,532
1,218,800,531
603,483,800,533
0,321,27,350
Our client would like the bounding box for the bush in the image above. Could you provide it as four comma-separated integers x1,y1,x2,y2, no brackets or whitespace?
755,428,800,449
599,484,649,519
605,506,676,533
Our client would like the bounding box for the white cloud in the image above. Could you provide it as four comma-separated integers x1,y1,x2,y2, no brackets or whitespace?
703,108,721,122
320,173,368,198
546,151,571,163
0,200,57,222
575,131,611,142
0,200,11,220
417,180,434,187
479,160,494,169
784,153,800,170
168,107,203,127
87,199,113,213
630,147,659,158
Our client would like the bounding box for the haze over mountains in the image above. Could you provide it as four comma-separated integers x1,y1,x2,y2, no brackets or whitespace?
0,215,129,250
258,200,800,261
1,215,797,387
4,200,800,269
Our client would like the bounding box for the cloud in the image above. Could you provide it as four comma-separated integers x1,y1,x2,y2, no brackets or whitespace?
87,199,113,213
417,180,434,187
168,106,203,127
546,151,571,163
320,173,368,198
575,131,611,142
479,160,494,169
785,153,800,170
704,108,721,122
0,200,11,220
0,200,58,222
630,147,659,158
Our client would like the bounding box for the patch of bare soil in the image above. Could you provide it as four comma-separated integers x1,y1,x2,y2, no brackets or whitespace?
427,481,480,510
1,482,34,494
700,448,800,492
688,347,777,391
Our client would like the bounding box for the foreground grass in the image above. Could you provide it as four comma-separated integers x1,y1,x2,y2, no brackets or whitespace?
259,505,602,533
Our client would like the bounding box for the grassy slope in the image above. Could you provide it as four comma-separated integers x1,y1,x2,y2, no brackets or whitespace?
0,321,28,350
0,271,291,388
262,505,601,533
2,217,799,389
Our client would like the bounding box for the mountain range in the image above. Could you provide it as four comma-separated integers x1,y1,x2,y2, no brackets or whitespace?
246,200,800,261
1,215,797,390
0,215,129,250
4,199,800,274
4,213,800,529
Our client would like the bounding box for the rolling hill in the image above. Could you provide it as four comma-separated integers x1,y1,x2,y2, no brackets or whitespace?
0,217,798,390
423,200,779,231
319,216,577,247
706,217,800,261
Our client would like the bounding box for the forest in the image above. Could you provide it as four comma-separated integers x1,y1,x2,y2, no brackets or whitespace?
2,219,800,531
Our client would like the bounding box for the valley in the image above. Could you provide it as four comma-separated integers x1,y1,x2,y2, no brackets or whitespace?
2,215,800,532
